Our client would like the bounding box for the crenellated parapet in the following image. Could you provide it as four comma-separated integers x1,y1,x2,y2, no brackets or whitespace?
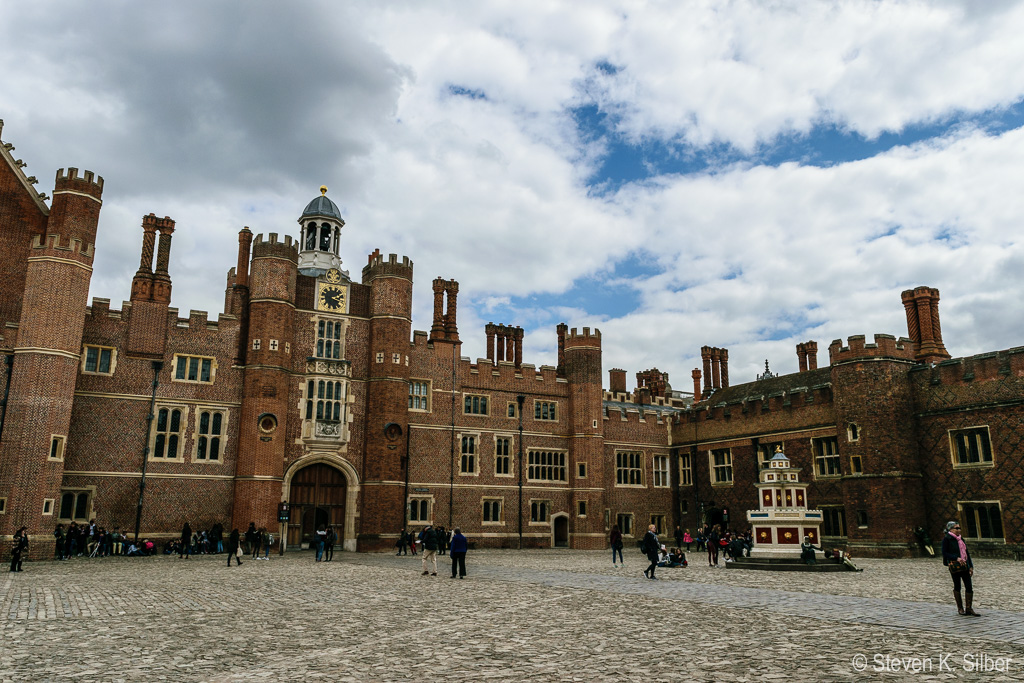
252,233,299,263
912,347,1024,389
828,334,917,366
30,233,95,257
361,249,413,282
563,326,601,349
54,167,104,197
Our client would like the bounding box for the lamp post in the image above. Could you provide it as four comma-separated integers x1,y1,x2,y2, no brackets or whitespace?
134,360,163,544
516,394,525,550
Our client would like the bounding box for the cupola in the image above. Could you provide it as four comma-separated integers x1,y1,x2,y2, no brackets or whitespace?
297,185,345,277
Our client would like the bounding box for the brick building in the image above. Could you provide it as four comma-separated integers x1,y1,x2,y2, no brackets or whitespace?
1,122,1020,559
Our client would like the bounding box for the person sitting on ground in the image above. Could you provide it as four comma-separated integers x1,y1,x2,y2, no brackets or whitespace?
657,545,670,567
142,539,155,556
800,536,823,565
669,547,686,567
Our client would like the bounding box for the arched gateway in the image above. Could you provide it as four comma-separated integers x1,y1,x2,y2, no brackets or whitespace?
284,461,357,551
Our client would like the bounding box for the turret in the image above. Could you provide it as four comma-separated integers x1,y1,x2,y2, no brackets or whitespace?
0,166,103,546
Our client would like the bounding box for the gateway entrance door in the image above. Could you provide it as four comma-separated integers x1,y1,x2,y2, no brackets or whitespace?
287,463,347,549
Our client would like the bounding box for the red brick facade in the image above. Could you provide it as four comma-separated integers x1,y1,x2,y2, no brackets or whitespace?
1,124,1021,559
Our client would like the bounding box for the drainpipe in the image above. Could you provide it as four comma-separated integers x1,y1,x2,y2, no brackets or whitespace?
517,394,525,550
134,360,163,544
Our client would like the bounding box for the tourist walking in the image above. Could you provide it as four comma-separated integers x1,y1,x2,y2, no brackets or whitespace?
314,525,326,562
179,522,192,559
9,527,28,572
324,526,336,561
251,527,263,560
419,524,438,576
54,524,66,561
707,525,721,567
642,524,660,580
226,528,243,566
449,527,468,579
261,529,273,559
609,525,624,567
396,528,409,556
683,529,693,551
942,520,981,616
244,522,257,556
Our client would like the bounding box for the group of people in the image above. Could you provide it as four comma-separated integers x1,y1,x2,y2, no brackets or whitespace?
395,525,453,557
312,524,338,562
52,521,159,560
402,524,469,579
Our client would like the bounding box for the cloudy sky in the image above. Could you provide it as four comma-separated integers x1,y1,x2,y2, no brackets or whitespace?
5,0,1024,392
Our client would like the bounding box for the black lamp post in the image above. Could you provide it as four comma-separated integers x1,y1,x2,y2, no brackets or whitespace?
134,360,163,544
516,394,525,550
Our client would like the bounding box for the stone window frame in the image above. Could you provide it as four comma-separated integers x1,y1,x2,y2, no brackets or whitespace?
849,455,863,475
463,393,490,416
314,317,345,360
678,451,693,486
576,462,587,479
494,435,513,477
533,400,558,421
408,379,431,412
408,496,433,524
49,435,66,461
506,401,518,419
58,488,94,522
653,454,670,488
821,506,847,538
577,499,588,517
529,499,552,525
482,497,504,525
709,448,733,486
527,449,567,483
616,512,634,536
847,423,860,442
80,344,117,376
42,498,55,516
855,510,869,528
811,436,841,479
615,450,645,487
170,354,217,385
949,426,994,469
0,497,5,514
459,432,479,476
650,514,666,535
193,407,229,464
149,403,189,462
957,500,1004,542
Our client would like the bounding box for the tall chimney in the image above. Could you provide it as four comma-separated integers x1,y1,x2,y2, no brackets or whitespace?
691,368,702,402
609,368,627,394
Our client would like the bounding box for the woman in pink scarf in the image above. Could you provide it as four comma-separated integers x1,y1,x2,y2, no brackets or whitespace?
941,520,980,617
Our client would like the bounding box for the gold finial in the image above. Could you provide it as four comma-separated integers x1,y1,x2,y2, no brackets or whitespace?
320,185,328,196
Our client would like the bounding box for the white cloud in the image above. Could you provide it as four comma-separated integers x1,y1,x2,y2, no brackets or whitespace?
4,1,1024,392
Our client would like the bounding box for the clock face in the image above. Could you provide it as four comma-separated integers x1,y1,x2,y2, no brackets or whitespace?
317,283,347,312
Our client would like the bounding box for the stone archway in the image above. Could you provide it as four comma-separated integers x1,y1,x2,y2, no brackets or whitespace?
283,456,360,552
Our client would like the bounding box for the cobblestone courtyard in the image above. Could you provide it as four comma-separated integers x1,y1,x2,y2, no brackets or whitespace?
3,550,1024,682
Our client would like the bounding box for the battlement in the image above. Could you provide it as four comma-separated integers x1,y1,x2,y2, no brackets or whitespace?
913,347,1024,386
688,382,833,423
564,327,601,348
828,334,917,365
142,213,175,231
252,233,299,262
30,233,95,257
54,167,104,196
362,250,414,282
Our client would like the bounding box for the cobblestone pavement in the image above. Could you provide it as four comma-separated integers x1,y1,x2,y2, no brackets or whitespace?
2,550,1023,682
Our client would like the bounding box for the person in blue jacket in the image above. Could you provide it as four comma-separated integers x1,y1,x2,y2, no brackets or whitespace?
449,527,469,579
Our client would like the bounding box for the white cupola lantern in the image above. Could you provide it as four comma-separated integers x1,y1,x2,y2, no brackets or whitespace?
297,185,345,278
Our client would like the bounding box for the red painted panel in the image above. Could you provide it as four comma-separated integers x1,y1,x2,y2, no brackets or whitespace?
777,527,800,544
